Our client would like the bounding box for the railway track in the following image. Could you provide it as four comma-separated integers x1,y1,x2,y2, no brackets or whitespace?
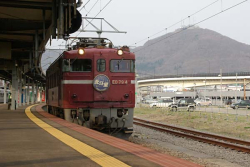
133,117,250,153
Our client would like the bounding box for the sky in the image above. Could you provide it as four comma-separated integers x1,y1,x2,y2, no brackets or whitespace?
43,0,250,71
46,0,250,49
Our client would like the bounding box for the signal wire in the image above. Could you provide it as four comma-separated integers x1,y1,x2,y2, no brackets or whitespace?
131,0,219,46
133,0,248,53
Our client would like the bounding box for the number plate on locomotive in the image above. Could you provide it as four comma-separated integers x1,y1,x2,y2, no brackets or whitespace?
112,80,128,84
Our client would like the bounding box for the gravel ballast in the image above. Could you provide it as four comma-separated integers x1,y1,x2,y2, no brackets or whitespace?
130,125,250,167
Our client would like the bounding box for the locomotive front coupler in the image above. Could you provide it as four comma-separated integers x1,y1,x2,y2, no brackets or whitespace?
95,114,107,126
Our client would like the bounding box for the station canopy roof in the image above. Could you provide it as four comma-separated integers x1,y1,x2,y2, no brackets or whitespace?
0,0,53,83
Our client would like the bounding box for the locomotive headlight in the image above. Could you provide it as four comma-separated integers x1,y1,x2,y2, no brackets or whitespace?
117,49,123,56
78,48,85,55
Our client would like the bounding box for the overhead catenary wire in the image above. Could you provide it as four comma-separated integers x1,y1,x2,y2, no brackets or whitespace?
79,0,91,12
48,0,113,49
60,0,108,47
83,0,112,29
42,56,53,61
73,0,113,42
85,0,100,16
131,0,220,46
54,0,94,50
41,62,51,68
45,49,64,54
133,0,248,53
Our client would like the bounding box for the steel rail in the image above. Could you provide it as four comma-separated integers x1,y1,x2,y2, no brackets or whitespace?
134,118,250,146
134,118,250,153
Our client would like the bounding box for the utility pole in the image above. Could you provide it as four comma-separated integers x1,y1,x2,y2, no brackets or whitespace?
203,78,206,100
244,78,246,100
219,69,222,106
235,73,237,102
194,83,196,99
154,67,155,79
205,59,210,74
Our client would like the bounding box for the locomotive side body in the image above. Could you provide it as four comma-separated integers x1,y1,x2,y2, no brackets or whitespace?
46,44,135,134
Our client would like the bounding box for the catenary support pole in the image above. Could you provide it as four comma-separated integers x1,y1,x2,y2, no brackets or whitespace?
11,64,17,110
31,80,35,104
23,76,26,106
3,80,6,104
36,83,39,103
19,71,22,107
27,78,30,105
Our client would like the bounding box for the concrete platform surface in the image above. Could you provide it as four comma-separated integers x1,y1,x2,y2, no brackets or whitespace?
0,104,201,167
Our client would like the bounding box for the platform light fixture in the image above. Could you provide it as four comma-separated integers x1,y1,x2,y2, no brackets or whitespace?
78,48,85,55
117,49,123,56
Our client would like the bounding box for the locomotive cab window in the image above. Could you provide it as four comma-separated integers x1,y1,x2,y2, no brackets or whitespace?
97,59,106,72
110,60,135,73
71,59,92,72
62,59,70,72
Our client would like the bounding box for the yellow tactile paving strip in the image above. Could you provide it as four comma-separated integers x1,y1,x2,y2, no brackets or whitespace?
25,105,130,167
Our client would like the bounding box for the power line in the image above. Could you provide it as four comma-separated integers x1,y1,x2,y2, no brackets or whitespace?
134,0,248,53
131,0,220,46
83,0,112,29
79,0,91,12
189,0,220,18
53,0,94,50
60,0,112,45
81,6,89,13
41,62,51,68
85,0,100,16
42,56,53,61
45,49,64,54
74,0,113,41
48,0,113,48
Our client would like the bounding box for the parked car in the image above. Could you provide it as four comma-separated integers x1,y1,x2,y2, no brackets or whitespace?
150,99,173,108
145,99,158,104
142,97,158,104
195,98,212,106
224,99,232,105
169,98,196,111
230,100,250,109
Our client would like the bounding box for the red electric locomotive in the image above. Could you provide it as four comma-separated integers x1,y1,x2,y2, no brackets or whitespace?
46,38,135,135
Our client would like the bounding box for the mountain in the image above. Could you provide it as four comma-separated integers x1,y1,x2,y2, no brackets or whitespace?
133,27,250,76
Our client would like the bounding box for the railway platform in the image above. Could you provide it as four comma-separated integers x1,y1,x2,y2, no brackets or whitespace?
0,103,201,167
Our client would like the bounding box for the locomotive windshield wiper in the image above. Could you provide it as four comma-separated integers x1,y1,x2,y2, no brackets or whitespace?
117,59,123,70
70,57,78,64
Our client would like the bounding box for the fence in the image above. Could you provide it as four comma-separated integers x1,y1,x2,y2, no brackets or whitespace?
137,102,250,123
